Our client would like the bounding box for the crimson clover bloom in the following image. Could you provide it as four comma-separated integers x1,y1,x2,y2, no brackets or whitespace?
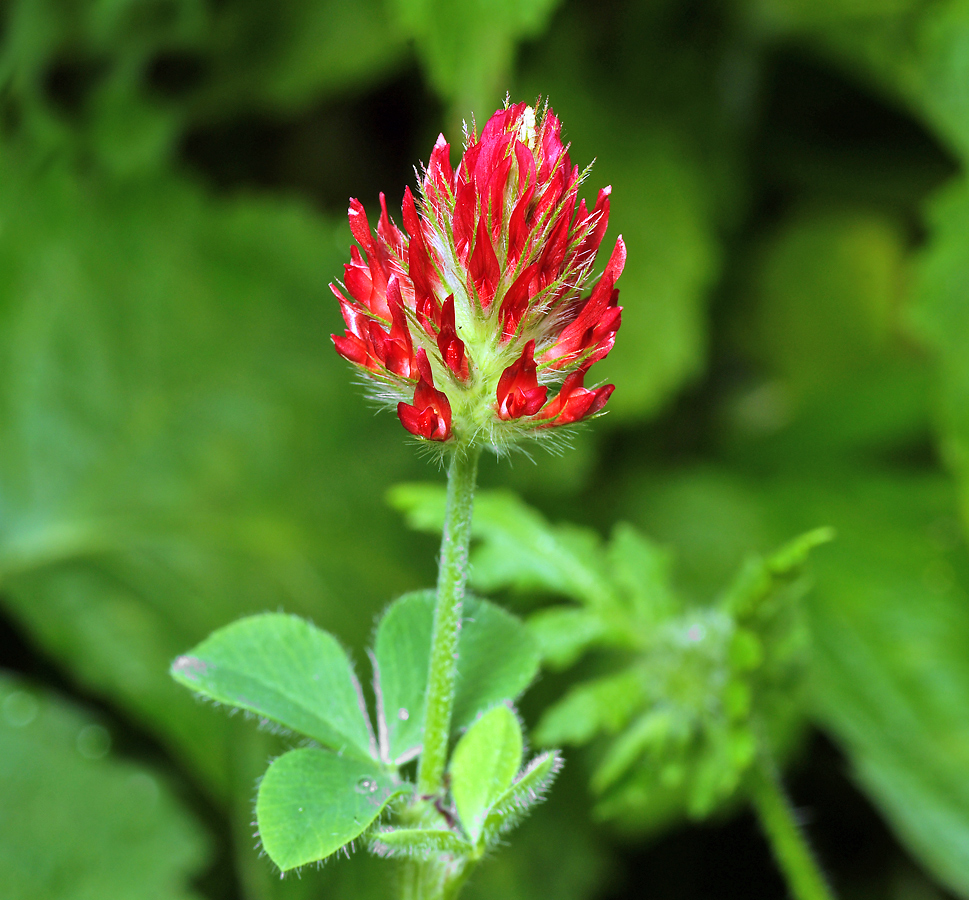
331,101,624,449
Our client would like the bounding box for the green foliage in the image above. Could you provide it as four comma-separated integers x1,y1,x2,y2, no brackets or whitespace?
173,591,540,872
256,748,407,871
450,705,524,845
0,149,425,802
171,613,376,759
374,591,540,763
200,0,408,113
0,675,209,900
801,477,969,899
911,176,969,527
394,485,830,828
742,211,906,401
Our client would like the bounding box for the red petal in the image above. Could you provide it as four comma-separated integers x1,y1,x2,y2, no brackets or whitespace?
332,332,373,368
424,134,454,199
537,369,615,426
543,235,626,368
506,184,536,269
496,340,548,420
377,192,406,258
453,180,477,263
436,296,469,381
402,186,437,309
348,198,375,257
397,349,452,440
499,263,539,341
468,216,500,309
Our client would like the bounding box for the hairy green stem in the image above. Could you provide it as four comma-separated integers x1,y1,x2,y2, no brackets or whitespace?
398,859,476,900
417,445,481,797
750,750,837,900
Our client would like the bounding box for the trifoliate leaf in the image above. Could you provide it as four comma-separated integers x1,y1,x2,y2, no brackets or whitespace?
171,614,375,760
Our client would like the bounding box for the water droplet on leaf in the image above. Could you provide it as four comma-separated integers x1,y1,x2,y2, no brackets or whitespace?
355,777,379,794
398,708,409,721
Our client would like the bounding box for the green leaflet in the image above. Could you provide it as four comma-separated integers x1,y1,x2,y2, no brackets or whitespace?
256,748,407,872
171,613,375,760
479,751,563,847
533,670,647,747
0,676,209,900
450,706,524,845
373,591,539,764
525,607,610,670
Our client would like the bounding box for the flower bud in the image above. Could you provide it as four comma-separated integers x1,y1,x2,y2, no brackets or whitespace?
331,100,624,450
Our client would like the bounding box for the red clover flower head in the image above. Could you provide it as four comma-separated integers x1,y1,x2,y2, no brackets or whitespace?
330,100,624,451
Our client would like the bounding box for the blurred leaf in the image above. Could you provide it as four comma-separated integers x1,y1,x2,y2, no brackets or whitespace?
623,467,969,894
450,705,523,844
374,590,540,763
0,0,206,174
0,150,426,801
461,486,821,830
255,747,406,872
803,476,969,899
910,175,969,527
746,0,969,164
740,210,908,401
203,0,408,114
0,674,209,900
390,484,615,606
172,613,376,759
606,523,680,626
534,669,646,747
392,0,563,117
526,606,609,669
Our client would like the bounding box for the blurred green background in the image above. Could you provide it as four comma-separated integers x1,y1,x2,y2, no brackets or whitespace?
2,0,969,898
